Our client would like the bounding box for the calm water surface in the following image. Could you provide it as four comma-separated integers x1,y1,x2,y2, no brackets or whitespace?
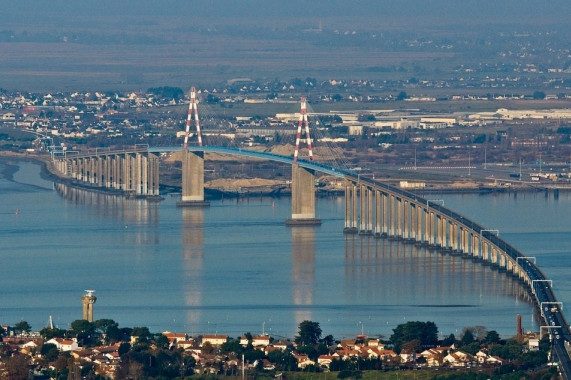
2,159,570,340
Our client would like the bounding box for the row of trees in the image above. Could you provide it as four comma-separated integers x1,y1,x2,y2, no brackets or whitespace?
2,319,552,378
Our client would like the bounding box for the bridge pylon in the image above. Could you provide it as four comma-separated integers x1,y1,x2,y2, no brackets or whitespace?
178,87,209,207
287,97,319,225
183,87,203,148
293,97,314,163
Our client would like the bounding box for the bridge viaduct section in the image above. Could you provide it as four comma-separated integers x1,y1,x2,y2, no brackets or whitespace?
344,177,528,282
53,149,160,197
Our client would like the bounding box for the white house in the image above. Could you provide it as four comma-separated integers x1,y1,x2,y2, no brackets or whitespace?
46,338,79,352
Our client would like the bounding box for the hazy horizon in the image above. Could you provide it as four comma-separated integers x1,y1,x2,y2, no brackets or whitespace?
1,0,570,91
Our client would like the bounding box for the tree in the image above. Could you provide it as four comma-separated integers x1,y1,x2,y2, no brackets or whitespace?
441,333,456,346
460,330,474,346
40,343,59,362
396,91,408,101
532,91,546,100
295,320,322,346
118,342,131,356
5,354,30,380
321,334,335,347
484,330,500,344
267,350,298,371
201,341,214,354
39,327,66,340
220,339,244,355
462,325,487,341
70,319,96,346
147,86,184,100
154,333,170,349
461,341,481,355
14,320,31,334
401,339,422,354
390,321,438,352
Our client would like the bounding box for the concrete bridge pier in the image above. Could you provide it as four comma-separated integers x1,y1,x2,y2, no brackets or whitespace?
410,204,417,241
358,184,372,235
343,182,358,233
286,164,321,225
389,195,396,238
178,150,210,207
122,153,134,192
374,190,382,237
436,215,444,248
403,200,411,241
148,153,160,196
415,205,424,243
111,155,120,189
381,192,389,237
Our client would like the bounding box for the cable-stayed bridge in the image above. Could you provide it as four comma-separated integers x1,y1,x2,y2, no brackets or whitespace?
50,93,571,378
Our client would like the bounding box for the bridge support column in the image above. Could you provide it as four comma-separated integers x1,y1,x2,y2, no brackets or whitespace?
89,157,96,184
178,150,210,207
359,185,371,234
366,187,373,234
481,241,489,263
286,164,320,225
96,156,104,186
103,156,110,188
403,200,410,241
443,218,450,250
70,158,78,179
139,153,148,195
410,203,418,241
389,195,396,237
472,235,481,260
344,182,358,233
382,193,389,237
491,247,498,266
416,205,424,243
77,157,84,182
111,155,120,189
121,154,131,191
428,211,436,246
374,190,382,237
148,153,160,196
460,228,468,254
395,197,402,238
436,215,446,249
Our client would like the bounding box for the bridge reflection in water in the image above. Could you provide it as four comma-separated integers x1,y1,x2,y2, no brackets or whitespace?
344,235,535,334
182,207,204,332
53,183,535,339
291,227,315,328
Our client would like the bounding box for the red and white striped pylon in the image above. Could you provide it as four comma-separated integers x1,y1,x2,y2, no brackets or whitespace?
293,96,314,163
183,86,203,148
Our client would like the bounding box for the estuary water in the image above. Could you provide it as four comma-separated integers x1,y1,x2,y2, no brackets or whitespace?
1,158,570,340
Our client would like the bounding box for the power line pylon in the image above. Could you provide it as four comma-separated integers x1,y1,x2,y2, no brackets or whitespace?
293,97,314,163
183,86,203,148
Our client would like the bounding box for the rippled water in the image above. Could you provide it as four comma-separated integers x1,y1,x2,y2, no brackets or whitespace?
2,159,569,340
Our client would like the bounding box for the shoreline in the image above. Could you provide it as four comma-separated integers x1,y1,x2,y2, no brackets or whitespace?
2,150,570,198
